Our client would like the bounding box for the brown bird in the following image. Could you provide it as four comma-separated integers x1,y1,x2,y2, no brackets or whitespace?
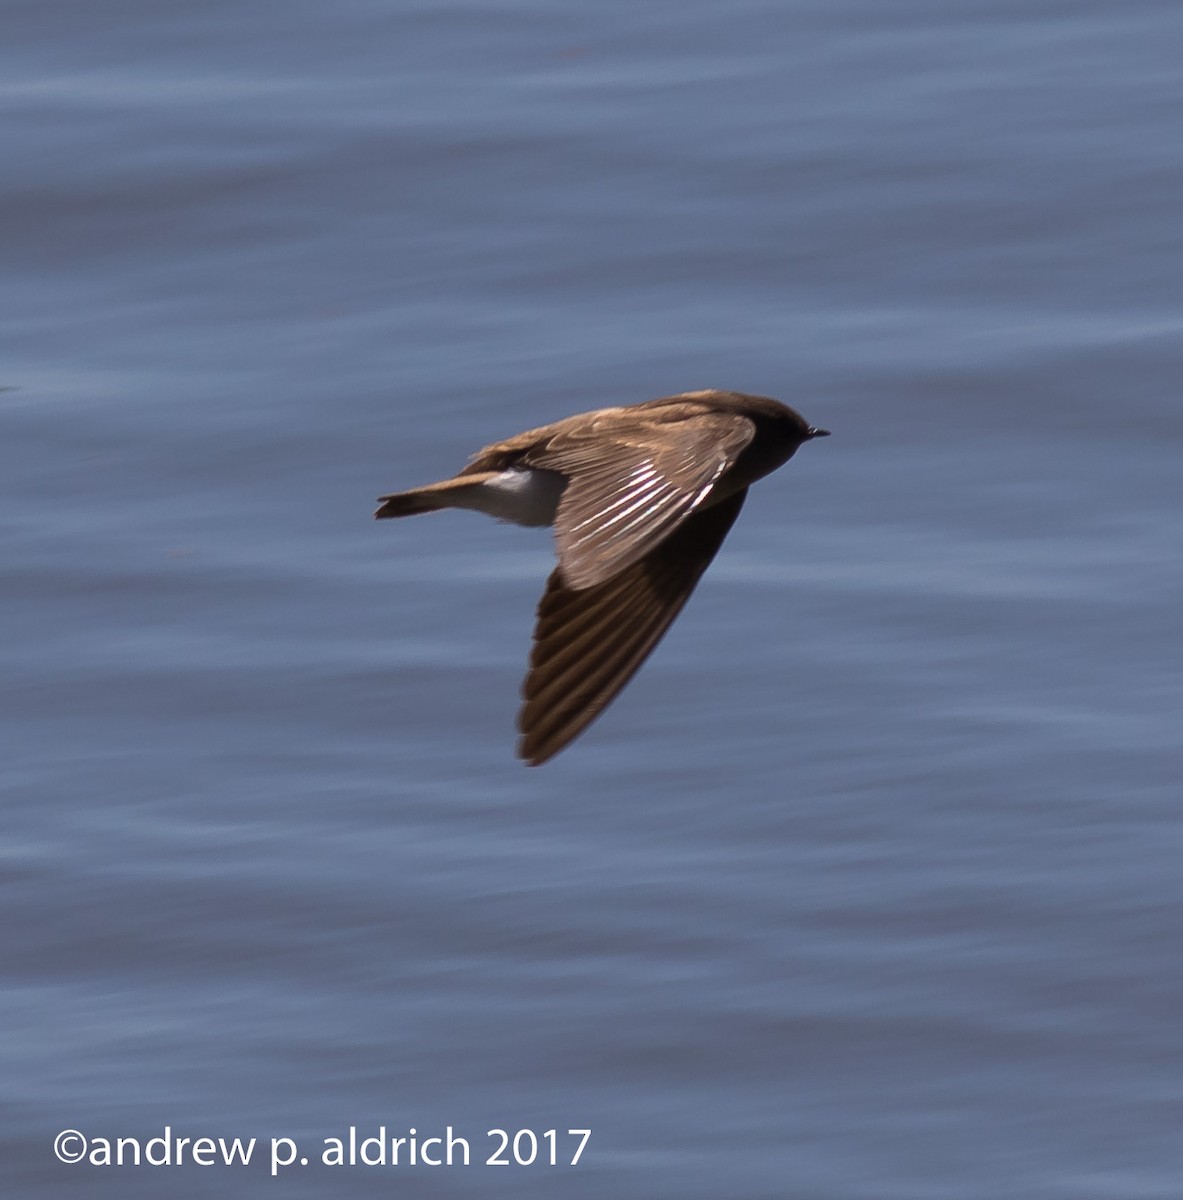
375,390,829,765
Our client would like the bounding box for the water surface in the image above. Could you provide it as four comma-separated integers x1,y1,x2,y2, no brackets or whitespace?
3,1,1181,1196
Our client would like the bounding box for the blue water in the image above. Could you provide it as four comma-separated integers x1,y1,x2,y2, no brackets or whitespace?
3,1,1181,1196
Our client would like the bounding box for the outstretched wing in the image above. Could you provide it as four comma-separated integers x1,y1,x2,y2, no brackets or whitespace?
523,410,754,590
517,488,748,765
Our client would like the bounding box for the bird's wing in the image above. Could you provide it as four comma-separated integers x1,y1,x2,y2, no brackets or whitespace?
517,487,747,765
523,410,755,590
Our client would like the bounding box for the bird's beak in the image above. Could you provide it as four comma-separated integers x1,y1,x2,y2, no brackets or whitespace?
807,426,830,439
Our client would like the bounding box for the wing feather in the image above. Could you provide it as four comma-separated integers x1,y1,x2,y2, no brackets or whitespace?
517,489,748,765
523,411,754,589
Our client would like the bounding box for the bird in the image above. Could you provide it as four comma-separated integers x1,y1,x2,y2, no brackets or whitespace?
375,389,829,765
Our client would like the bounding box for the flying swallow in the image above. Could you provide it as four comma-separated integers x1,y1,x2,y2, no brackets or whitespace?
375,390,829,764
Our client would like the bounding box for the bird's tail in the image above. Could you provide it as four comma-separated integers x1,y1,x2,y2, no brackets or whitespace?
374,472,499,519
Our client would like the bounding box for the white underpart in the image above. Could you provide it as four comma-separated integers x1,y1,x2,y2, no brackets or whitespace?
458,467,567,527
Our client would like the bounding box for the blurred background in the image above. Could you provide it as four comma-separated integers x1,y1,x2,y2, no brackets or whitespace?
3,1,1181,1196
